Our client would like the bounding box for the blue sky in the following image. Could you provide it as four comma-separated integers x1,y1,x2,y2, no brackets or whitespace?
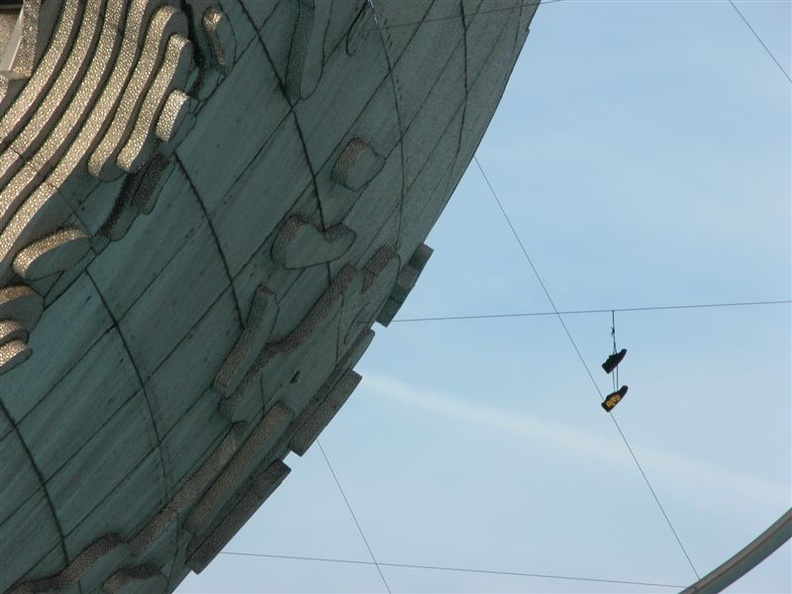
177,0,790,592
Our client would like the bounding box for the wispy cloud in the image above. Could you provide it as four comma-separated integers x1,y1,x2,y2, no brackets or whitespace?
362,373,790,517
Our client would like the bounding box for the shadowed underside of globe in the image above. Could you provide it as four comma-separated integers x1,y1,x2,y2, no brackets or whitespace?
0,1,537,592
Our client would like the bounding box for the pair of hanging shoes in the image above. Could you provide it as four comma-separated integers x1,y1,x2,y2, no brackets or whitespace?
601,349,628,411
602,348,627,374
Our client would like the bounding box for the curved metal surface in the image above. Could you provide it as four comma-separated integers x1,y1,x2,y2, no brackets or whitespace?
680,508,792,594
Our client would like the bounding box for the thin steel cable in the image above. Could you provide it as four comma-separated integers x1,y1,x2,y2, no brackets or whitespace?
317,441,392,594
218,551,685,589
474,155,701,580
391,299,792,323
473,157,604,397
607,414,700,579
727,0,792,83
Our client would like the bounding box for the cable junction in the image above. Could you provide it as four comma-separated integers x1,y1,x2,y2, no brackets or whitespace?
318,440,393,594
473,154,701,580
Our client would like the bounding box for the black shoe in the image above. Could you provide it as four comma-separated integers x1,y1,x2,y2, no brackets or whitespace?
602,348,627,374
601,385,628,412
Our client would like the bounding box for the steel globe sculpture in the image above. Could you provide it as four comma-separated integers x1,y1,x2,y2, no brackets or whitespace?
0,1,538,592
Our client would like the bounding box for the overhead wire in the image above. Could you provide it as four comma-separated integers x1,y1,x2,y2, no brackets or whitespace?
473,155,701,580
317,441,393,594
214,1,785,590
386,6,786,582
391,299,792,323
218,551,685,590
473,158,605,397
727,0,791,83
610,415,702,577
